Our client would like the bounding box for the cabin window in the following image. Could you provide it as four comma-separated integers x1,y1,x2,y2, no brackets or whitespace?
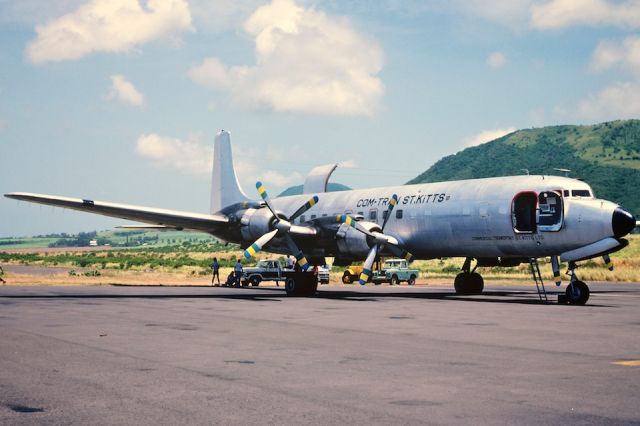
538,191,563,232
299,215,305,223
396,209,403,219
357,211,364,216
571,189,591,197
369,209,378,222
512,192,537,233
310,214,316,220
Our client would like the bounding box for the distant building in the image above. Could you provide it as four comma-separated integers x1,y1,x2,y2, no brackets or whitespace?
89,240,98,246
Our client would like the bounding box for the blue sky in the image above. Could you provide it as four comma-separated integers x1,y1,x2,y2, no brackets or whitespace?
1,0,640,237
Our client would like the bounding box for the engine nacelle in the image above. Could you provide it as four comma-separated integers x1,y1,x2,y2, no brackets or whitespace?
239,207,274,242
335,221,381,258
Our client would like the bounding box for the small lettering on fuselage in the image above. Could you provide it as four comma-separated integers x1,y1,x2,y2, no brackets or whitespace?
356,193,450,208
471,235,545,241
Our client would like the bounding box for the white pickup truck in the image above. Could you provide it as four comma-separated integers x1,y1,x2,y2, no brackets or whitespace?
241,259,330,286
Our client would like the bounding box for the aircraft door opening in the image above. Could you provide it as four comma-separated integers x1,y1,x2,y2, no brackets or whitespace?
538,191,563,232
512,192,537,233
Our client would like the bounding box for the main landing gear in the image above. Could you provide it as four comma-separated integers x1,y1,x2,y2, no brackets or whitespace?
454,258,484,295
561,262,590,305
284,272,318,297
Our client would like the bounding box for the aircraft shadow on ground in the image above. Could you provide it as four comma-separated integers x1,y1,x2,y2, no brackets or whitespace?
0,286,615,307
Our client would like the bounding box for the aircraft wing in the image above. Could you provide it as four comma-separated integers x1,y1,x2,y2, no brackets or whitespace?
4,192,228,233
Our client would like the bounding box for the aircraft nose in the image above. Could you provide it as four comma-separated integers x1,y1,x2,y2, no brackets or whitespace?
612,207,636,238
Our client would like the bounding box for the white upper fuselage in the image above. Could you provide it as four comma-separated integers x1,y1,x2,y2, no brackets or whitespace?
242,175,619,260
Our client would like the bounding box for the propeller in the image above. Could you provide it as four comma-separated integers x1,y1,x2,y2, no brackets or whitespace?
337,194,413,285
242,181,318,271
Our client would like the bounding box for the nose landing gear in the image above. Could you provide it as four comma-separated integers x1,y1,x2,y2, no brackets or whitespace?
562,262,590,305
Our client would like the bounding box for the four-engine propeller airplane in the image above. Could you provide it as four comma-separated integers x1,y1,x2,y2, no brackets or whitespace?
5,130,637,304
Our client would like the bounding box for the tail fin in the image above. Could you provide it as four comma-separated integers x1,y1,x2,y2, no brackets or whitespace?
210,130,250,213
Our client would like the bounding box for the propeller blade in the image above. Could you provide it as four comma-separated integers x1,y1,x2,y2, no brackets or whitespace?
603,254,614,271
359,245,379,285
256,181,278,217
243,229,278,260
284,234,310,271
336,214,375,238
386,243,415,264
290,195,319,222
381,194,399,230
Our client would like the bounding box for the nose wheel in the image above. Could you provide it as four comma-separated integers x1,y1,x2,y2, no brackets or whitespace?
562,262,590,305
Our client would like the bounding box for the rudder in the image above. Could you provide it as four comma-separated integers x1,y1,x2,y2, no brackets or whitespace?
210,130,250,213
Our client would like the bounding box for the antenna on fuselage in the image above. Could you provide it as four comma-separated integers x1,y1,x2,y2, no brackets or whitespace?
553,168,571,177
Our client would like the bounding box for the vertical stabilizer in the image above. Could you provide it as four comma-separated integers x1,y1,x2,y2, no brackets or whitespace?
210,130,250,213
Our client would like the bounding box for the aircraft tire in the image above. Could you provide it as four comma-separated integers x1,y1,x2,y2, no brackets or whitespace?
454,272,484,295
285,273,318,297
565,280,590,305
470,272,484,294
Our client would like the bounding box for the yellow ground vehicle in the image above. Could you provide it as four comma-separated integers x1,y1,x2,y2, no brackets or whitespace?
342,265,363,284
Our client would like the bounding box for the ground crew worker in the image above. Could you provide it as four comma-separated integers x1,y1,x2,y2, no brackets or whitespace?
234,259,243,287
286,255,294,269
211,257,220,286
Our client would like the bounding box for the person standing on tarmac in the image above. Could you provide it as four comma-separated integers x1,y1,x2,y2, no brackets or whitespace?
234,259,244,287
210,257,220,286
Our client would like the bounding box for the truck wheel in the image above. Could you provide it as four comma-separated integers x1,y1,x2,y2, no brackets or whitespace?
390,275,399,286
408,275,416,286
250,276,261,286
342,272,353,284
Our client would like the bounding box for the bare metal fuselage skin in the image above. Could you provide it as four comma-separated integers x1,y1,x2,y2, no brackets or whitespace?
219,175,622,261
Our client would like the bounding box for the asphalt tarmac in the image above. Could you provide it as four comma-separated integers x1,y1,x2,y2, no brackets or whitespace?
1,283,639,425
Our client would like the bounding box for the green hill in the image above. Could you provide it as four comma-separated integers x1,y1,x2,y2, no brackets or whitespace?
408,120,640,215
278,182,351,197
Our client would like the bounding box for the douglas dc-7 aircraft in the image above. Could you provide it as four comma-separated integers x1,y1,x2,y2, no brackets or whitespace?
5,130,637,304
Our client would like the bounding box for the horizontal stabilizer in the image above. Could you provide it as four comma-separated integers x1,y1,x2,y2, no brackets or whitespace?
5,192,228,233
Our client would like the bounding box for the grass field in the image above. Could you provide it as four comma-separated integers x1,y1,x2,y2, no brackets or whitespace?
1,235,638,286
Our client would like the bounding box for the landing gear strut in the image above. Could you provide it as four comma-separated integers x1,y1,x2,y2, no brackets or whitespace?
563,262,590,305
454,258,484,295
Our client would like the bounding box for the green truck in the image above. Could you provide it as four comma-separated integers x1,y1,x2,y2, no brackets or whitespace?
371,258,419,285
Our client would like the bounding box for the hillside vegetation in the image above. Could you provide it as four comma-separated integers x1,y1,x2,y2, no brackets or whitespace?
408,120,640,215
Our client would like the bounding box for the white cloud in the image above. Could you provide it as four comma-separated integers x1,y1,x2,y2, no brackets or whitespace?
136,133,302,190
462,127,517,148
25,0,192,64
590,36,640,73
575,81,640,120
188,0,384,116
107,74,144,106
136,133,211,175
487,51,507,68
531,0,640,30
